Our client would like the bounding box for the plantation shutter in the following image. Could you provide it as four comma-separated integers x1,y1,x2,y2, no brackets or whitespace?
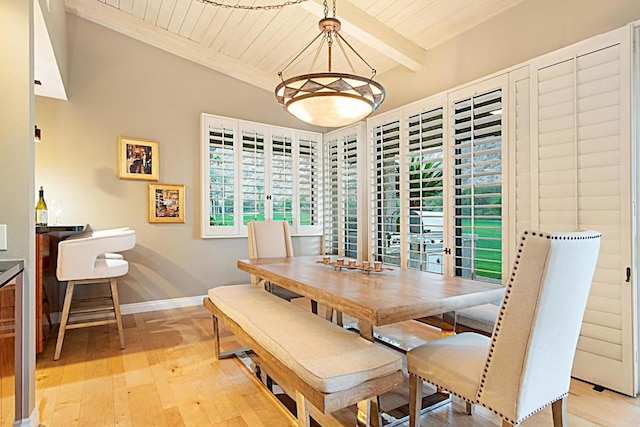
270,131,294,224
451,89,503,282
202,116,238,236
406,107,445,273
324,137,340,255
371,120,402,266
240,126,267,226
505,68,532,270
530,33,635,394
297,133,321,233
323,126,361,257
201,114,322,237
342,133,359,258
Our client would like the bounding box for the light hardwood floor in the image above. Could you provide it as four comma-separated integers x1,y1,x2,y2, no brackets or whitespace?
34,304,640,426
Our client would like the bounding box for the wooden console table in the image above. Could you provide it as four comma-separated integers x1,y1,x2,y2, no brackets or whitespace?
35,225,86,353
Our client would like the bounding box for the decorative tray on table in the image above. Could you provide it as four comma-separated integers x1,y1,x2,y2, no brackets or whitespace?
316,257,394,273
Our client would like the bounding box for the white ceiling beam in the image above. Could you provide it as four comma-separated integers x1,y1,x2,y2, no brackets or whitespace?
65,0,278,92
299,0,426,71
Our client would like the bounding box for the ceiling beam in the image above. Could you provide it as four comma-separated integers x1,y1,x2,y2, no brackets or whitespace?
65,0,278,92
299,0,426,71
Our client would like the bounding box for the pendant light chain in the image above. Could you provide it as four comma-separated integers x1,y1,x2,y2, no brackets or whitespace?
200,0,307,10
321,0,336,18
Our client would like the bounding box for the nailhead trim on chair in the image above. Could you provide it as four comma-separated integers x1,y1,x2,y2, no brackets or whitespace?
474,230,601,425
409,373,475,407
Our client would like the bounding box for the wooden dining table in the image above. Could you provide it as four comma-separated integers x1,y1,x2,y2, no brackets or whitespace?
237,255,504,342
236,255,505,426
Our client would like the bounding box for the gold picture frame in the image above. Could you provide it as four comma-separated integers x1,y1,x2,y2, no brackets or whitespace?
148,184,185,223
118,136,159,180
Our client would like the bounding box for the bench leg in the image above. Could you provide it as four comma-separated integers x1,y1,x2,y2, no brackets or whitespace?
212,315,221,360
356,397,382,427
295,391,311,427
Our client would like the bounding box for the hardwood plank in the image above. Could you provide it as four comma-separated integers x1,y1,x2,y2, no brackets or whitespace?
34,305,640,427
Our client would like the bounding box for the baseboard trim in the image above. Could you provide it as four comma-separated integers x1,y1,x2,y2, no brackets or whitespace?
120,295,206,315
50,295,207,323
13,407,38,427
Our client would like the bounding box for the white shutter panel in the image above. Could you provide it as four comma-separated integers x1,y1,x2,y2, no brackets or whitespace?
371,120,401,266
531,35,635,395
452,89,503,282
342,133,359,258
271,131,294,224
297,133,322,233
324,137,340,255
323,127,361,257
406,107,445,273
201,115,238,236
514,75,531,237
240,126,267,226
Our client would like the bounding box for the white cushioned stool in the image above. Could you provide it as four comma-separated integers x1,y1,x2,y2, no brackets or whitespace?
54,228,136,360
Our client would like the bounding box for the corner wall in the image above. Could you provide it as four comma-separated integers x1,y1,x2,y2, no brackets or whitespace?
35,14,322,306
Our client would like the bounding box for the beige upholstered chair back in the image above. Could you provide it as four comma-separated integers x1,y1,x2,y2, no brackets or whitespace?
477,230,601,424
247,220,293,259
247,220,293,286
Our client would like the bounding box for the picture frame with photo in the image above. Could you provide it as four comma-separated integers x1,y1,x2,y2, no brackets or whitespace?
118,136,159,180
148,184,185,223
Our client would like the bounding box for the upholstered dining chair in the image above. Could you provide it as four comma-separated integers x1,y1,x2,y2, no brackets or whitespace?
247,220,324,316
54,228,136,360
407,230,601,427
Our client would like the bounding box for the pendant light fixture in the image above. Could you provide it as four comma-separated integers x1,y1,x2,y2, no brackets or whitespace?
275,0,385,127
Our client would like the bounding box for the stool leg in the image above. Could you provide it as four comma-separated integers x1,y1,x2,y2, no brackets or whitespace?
54,281,75,361
110,278,125,349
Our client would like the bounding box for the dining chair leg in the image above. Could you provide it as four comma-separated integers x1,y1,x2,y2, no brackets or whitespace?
310,300,318,315
409,374,423,427
552,397,567,427
110,278,125,349
54,281,75,361
465,401,474,415
336,311,343,327
295,390,311,427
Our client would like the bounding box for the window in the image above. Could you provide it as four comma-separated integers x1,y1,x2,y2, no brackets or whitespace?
371,119,401,266
323,124,363,258
452,89,503,281
406,107,445,273
201,114,322,237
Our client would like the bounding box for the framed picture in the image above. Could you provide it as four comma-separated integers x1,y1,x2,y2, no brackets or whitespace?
149,184,185,223
118,136,159,180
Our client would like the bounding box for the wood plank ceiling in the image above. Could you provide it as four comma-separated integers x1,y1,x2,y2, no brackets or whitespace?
65,0,524,91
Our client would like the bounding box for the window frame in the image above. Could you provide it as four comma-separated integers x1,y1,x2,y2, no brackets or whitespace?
201,113,323,238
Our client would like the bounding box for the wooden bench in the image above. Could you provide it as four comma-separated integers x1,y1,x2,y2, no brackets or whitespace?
203,284,404,426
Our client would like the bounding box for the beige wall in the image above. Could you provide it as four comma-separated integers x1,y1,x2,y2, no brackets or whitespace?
35,14,322,306
34,0,640,306
0,0,37,419
377,0,640,112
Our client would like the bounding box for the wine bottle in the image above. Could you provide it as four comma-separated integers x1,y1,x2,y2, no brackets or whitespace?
35,186,48,226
